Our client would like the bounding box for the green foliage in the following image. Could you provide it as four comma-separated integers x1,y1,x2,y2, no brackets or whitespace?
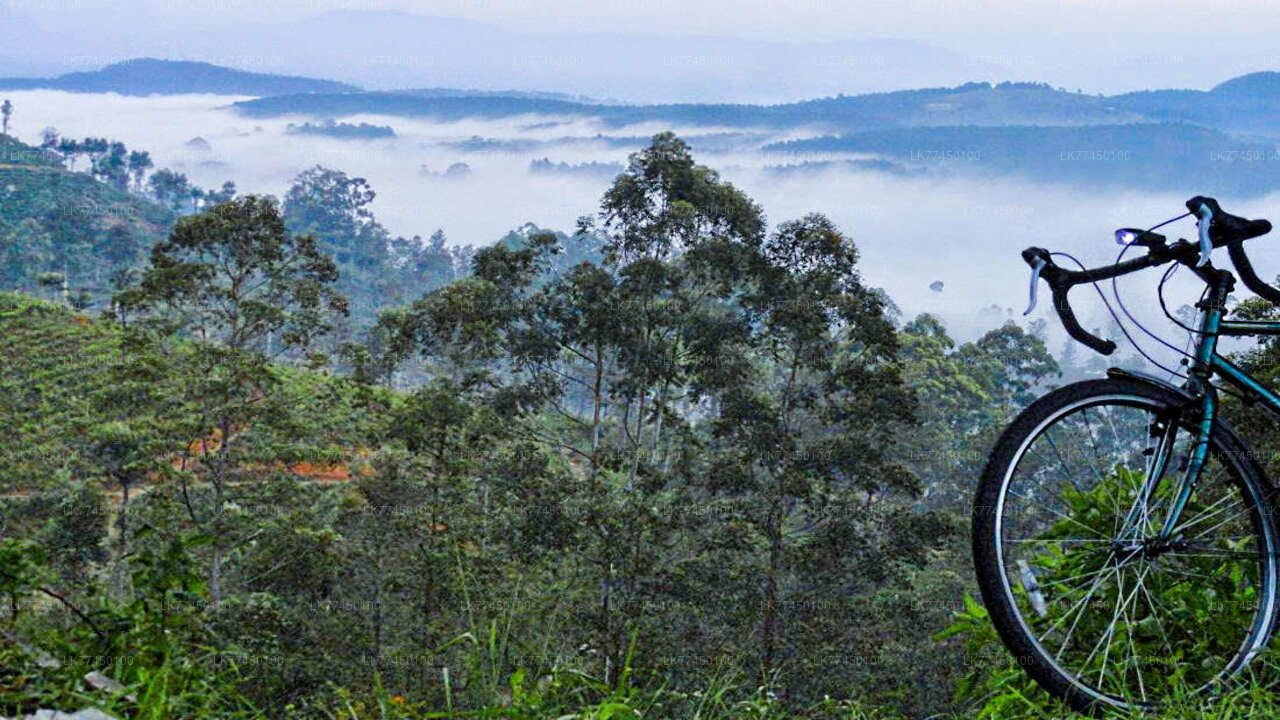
0,135,174,298
898,315,1059,509
0,132,1089,719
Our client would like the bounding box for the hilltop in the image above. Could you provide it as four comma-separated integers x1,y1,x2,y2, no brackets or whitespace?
0,134,175,293
0,58,358,96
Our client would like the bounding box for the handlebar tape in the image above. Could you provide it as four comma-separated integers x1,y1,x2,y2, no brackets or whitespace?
1022,247,1117,356
1051,282,1117,356
1227,241,1280,305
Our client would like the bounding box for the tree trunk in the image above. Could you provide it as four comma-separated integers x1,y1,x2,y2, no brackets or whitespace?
761,475,783,687
110,479,132,601
372,554,384,666
210,545,224,605
590,345,604,476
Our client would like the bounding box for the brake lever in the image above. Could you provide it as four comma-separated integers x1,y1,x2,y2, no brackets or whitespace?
1023,256,1047,315
1196,202,1213,267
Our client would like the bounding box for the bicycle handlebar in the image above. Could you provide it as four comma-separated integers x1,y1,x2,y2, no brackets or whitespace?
1227,242,1280,304
1023,195,1279,356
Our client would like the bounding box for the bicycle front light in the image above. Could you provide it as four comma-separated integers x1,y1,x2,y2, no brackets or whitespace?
1114,227,1166,248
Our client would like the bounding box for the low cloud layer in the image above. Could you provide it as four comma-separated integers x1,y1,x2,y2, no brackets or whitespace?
7,88,1277,358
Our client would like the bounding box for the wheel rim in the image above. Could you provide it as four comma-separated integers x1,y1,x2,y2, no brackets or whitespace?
993,393,1278,709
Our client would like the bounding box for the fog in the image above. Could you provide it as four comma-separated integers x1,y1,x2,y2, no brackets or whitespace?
9,89,1280,357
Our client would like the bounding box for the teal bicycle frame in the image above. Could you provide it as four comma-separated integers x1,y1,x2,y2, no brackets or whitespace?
1151,267,1280,539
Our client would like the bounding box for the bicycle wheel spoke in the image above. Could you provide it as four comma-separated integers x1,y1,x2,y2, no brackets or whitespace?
1050,556,1118,659
1187,504,1254,542
1135,564,1175,659
1008,490,1108,538
1171,491,1242,537
986,391,1277,710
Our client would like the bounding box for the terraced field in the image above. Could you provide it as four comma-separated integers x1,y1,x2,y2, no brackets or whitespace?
0,292,380,495
0,292,118,492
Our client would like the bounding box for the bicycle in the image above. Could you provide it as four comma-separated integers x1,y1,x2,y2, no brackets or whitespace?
972,196,1280,712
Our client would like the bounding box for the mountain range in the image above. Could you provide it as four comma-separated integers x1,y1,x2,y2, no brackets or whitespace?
6,58,1280,194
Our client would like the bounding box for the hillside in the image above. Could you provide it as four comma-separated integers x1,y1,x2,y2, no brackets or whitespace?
0,293,118,492
0,58,358,96
0,135,175,293
0,291,373,494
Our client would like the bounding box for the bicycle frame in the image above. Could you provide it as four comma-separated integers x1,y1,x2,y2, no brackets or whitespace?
1151,264,1280,539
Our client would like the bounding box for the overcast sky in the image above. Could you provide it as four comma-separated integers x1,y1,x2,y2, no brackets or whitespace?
6,0,1278,39
4,0,1280,99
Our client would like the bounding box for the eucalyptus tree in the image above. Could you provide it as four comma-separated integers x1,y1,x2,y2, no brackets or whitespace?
115,194,347,602
686,214,918,691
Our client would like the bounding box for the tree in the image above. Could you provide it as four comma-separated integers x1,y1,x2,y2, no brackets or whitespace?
283,166,391,321
1,99,11,136
282,166,378,268
400,133,770,684
127,150,153,192
701,214,918,691
955,321,1060,411
205,180,237,205
80,137,109,167
148,169,190,212
93,141,130,190
56,137,80,169
115,195,348,602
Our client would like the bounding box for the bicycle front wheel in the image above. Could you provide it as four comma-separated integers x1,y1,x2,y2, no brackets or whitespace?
973,377,1280,712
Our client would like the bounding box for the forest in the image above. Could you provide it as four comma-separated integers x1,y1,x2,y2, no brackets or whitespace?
6,121,1280,720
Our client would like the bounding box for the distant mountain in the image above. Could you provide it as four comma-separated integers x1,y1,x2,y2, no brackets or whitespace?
0,10,993,102
229,70,1280,142
229,81,1146,132
0,58,358,96
1102,72,1280,136
394,88,610,104
766,123,1280,196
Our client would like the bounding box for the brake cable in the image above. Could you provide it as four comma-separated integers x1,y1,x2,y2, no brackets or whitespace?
1110,215,1197,361
1047,212,1194,379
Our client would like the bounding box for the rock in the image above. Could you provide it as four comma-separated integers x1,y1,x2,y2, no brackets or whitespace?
82,671,136,703
69,710,120,720
82,672,122,695
25,709,121,720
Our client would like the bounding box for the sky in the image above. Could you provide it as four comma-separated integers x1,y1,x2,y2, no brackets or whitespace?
4,1,1280,100
5,0,1278,40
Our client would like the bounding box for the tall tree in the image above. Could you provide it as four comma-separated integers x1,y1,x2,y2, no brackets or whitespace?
115,195,347,601
1,99,11,136
283,166,392,320
699,214,917,689
148,169,190,213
